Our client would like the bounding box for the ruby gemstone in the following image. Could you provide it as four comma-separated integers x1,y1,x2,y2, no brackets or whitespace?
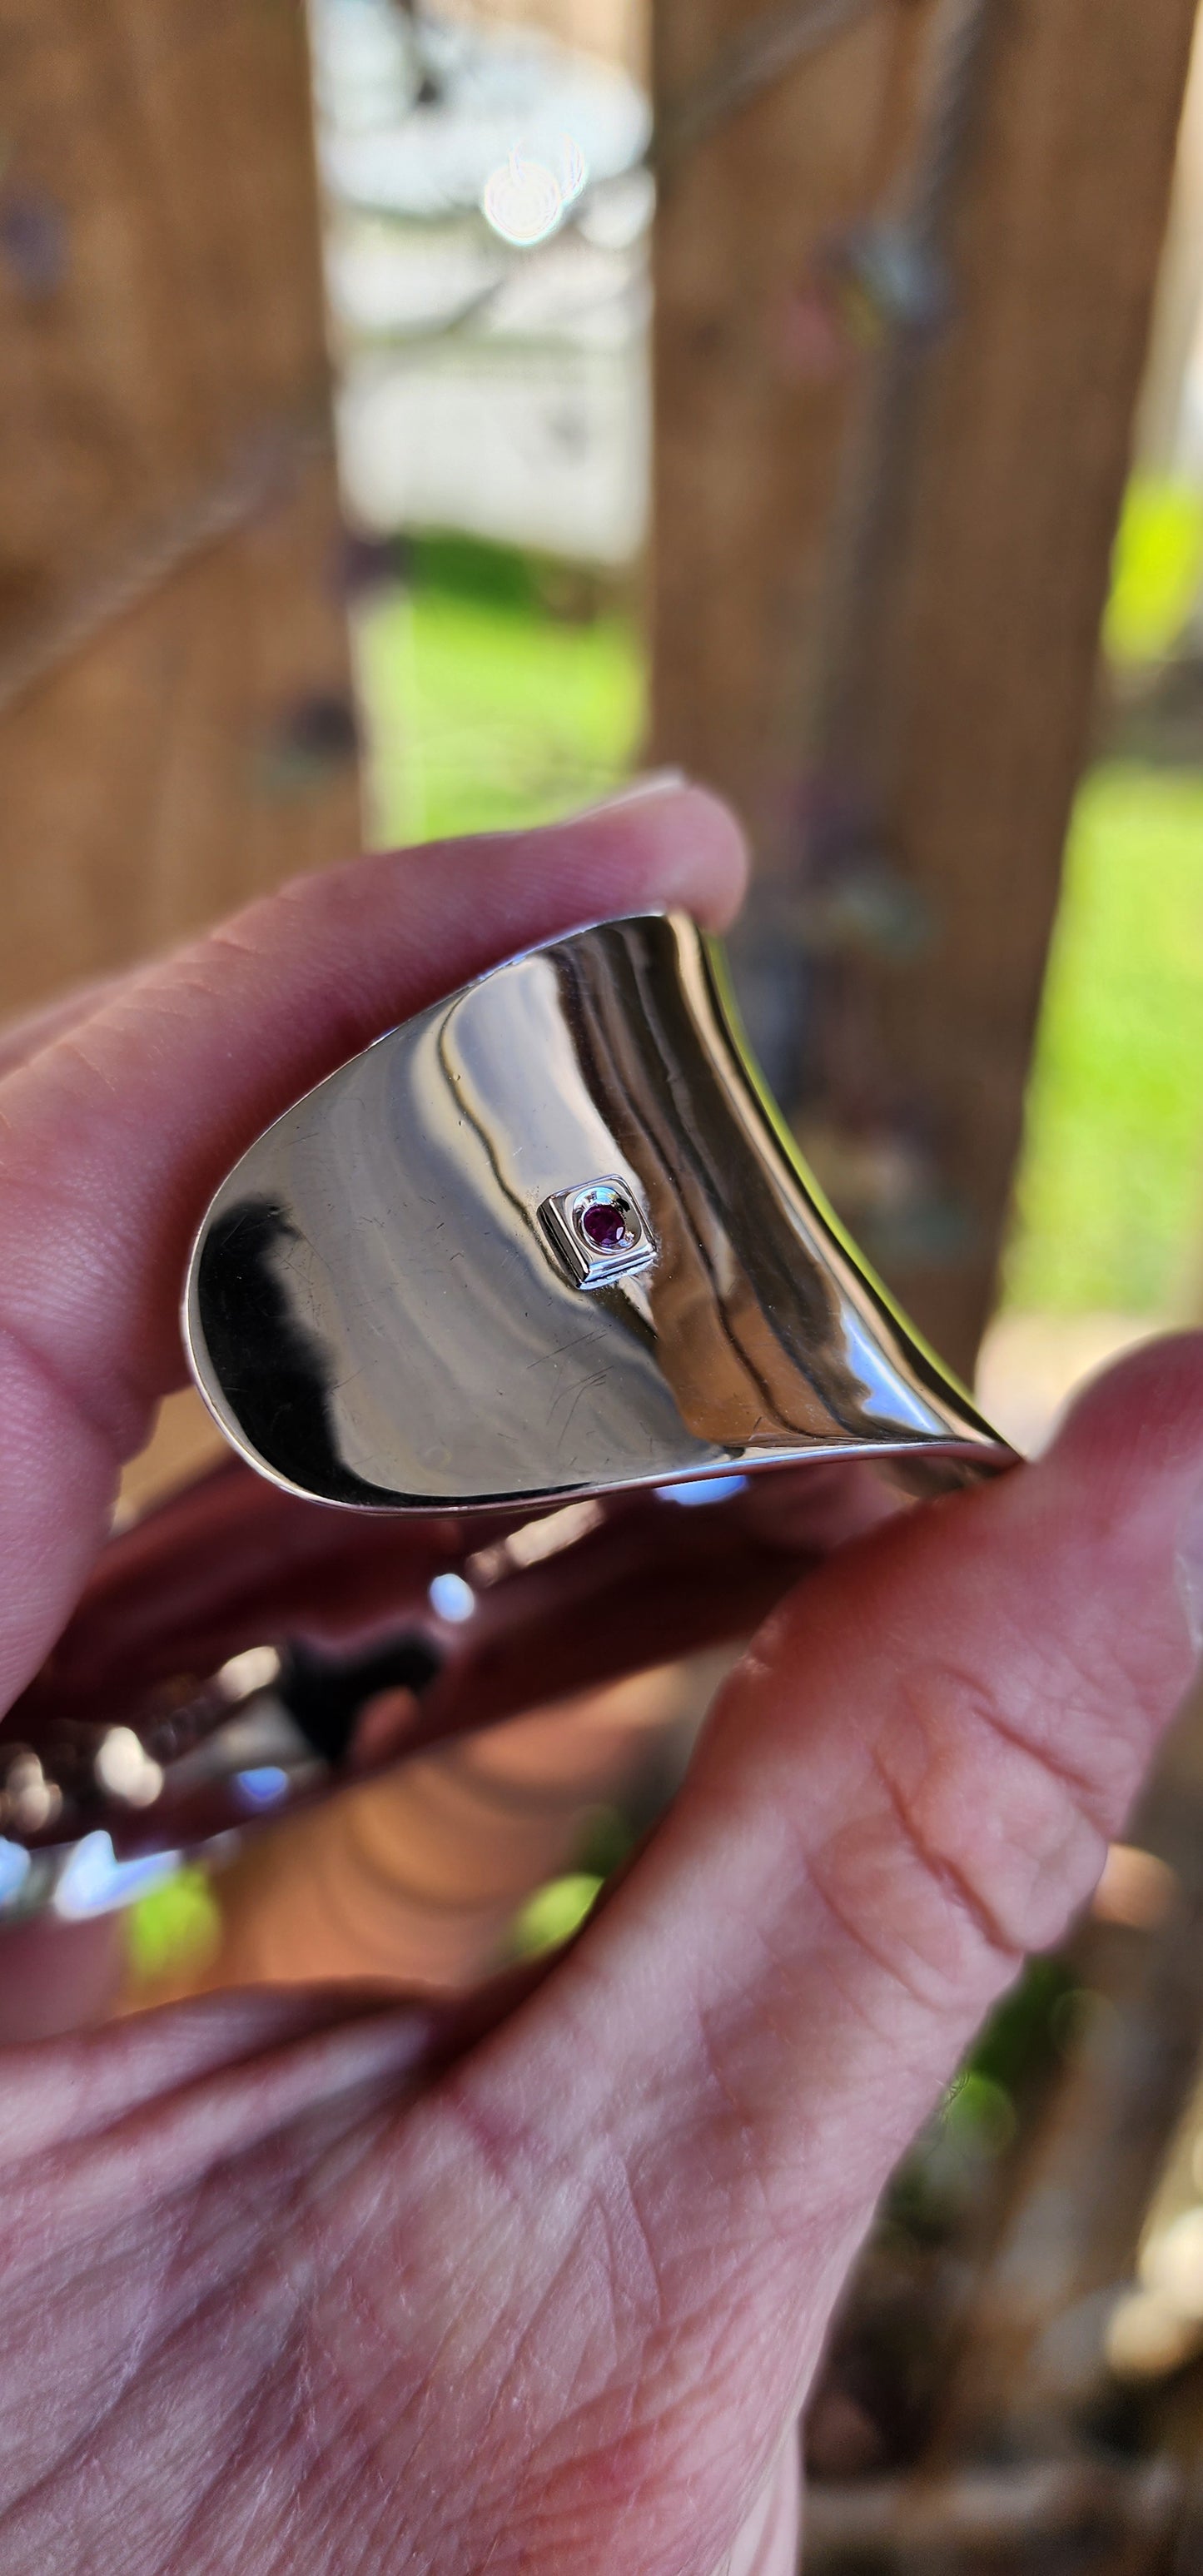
579,1196,633,1253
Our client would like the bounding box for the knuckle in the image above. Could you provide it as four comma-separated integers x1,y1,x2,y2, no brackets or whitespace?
882,1655,1113,1955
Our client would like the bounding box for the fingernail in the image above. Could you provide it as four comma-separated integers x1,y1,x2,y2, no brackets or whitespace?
573,768,688,818
1175,1474,1203,1651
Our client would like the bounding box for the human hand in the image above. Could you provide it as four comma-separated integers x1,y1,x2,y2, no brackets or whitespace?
0,788,1200,2575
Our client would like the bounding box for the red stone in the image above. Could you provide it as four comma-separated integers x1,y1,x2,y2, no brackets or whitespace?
579,1196,632,1253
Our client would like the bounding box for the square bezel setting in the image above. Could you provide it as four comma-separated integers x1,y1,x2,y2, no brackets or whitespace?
537,1177,656,1290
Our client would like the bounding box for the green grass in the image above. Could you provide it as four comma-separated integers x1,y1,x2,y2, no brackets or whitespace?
125,1867,221,1985
1105,475,1203,666
511,1872,604,1957
354,535,644,846
1003,762,1203,1315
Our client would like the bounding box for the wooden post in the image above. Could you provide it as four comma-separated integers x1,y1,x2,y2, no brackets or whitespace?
649,0,936,850
650,0,1196,1381
0,0,358,1021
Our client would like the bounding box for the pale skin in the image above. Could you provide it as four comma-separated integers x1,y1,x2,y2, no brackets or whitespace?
0,783,1200,2575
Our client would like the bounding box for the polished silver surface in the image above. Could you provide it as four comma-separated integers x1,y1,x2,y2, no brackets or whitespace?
183,913,1006,1510
0,913,1012,1906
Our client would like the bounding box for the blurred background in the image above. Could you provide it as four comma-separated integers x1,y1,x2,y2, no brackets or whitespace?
6,0,1203,2561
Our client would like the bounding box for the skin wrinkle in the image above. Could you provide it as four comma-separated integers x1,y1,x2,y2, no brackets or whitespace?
477,2216,629,2499
492,2141,826,2573
0,2134,311,2525
329,2495,420,2576
0,2015,434,2252
157,932,400,1141
659,2040,876,2360
341,2107,763,2576
895,1642,1107,1802
510,2191,640,2425
0,1991,400,2161
68,2142,351,2574
290,2451,396,2576
680,1973,852,2227
36,1019,132,1109
125,2335,313,2576
866,1728,1039,1966
355,2217,498,2434
0,1102,179,1277
835,1595,1133,1834
702,1817,903,2048
1,2101,391,2465
301,2273,438,2556
0,1316,127,1504
780,1811,998,2025
753,1896,898,2081
211,2438,316,2576
201,2198,399,2576
660,1859,927,2174
305,2134,543,2512
685,1475,1187,2025
0,2199,189,2438
470,2196,624,2431
1,2262,286,2567
0,2060,417,2538
669,1982,775,2199
568,2192,657,2404
430,2021,643,2234
517,2355,779,2576
884,1668,1111,1952
719,1703,991,2029
0,1153,210,1445
0,973,130,1084
919,1651,1143,1838
304,2287,445,2544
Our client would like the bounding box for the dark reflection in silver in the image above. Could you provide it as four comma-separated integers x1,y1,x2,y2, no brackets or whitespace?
185,913,1004,1511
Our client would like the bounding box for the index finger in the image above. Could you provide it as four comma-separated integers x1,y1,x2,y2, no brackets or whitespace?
0,786,747,1710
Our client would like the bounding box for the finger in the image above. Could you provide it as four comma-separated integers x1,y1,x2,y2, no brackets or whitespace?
0,787,746,1708
0,1918,123,2045
423,1335,1203,2571
0,969,132,1083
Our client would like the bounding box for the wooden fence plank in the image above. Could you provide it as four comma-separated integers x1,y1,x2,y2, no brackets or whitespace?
649,0,935,850
0,0,357,1018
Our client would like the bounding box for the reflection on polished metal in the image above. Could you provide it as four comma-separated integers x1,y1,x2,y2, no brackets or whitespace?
184,914,1005,1510
0,913,1013,1900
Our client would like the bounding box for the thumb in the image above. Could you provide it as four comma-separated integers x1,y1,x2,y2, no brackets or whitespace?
542,1334,1203,2189
430,1336,1203,2569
